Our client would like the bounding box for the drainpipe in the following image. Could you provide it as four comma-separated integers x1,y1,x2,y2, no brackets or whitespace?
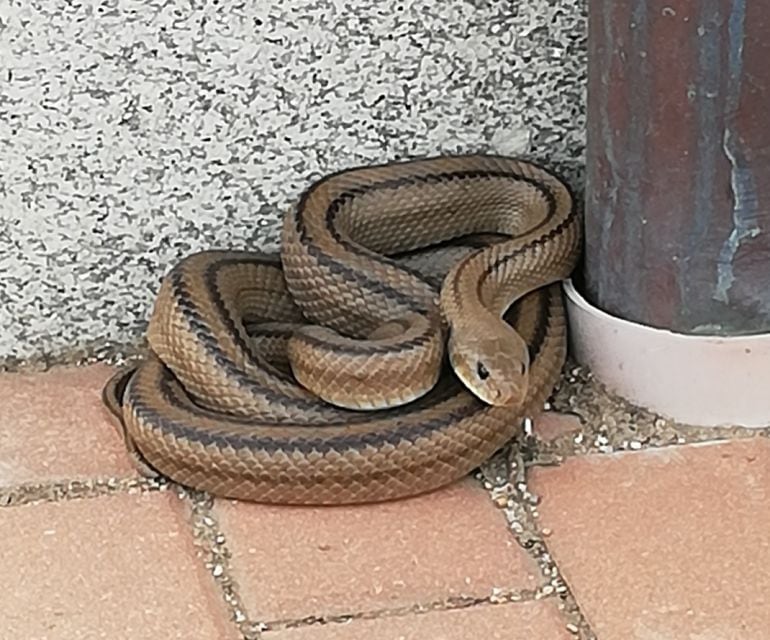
564,1,770,426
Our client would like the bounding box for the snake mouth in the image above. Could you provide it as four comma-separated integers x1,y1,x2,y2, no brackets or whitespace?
452,361,528,407
479,385,527,408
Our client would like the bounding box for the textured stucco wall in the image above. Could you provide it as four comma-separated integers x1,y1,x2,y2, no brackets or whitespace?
0,0,587,365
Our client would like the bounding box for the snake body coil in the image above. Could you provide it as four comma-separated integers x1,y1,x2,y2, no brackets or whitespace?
103,155,581,505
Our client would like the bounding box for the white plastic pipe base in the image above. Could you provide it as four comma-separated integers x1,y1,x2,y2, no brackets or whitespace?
563,280,770,428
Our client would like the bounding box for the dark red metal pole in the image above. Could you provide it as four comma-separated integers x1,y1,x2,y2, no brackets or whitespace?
584,0,769,335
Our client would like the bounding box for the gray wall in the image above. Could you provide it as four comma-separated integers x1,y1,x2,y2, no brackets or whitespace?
0,0,586,365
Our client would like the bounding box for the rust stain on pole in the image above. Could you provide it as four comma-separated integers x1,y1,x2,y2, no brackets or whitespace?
584,0,769,334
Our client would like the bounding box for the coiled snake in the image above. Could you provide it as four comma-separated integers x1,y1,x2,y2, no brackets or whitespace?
102,154,581,504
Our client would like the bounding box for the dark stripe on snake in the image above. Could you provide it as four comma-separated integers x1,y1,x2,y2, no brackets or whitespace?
169,268,345,413
127,289,553,454
485,205,578,277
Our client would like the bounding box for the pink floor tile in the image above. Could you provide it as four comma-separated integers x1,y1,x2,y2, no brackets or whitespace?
215,478,540,621
0,491,237,639
530,439,770,639
264,600,572,640
0,365,136,484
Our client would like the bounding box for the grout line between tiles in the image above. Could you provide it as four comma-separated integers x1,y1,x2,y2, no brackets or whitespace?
0,475,170,508
0,343,145,375
478,440,598,639
259,590,552,633
182,487,264,640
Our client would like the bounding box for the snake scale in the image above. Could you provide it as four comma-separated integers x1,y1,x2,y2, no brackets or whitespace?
102,154,581,505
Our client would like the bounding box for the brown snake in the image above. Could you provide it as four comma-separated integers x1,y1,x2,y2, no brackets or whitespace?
102,154,581,505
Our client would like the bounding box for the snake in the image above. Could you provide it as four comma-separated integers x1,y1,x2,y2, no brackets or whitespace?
102,154,581,505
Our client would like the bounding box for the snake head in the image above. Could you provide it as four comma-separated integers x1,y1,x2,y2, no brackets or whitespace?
448,328,530,407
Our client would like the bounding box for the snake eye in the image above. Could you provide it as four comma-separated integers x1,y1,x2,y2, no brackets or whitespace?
476,362,490,380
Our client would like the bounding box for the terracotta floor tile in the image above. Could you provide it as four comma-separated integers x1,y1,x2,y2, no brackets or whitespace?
264,600,571,640
532,410,582,442
0,491,237,639
0,364,136,484
530,439,770,639
216,478,540,621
